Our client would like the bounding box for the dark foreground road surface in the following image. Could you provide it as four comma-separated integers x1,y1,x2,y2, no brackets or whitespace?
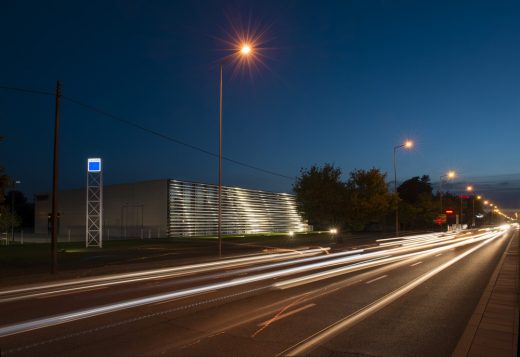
0,226,515,356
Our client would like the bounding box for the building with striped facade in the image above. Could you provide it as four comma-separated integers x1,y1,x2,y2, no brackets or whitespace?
168,180,308,237
35,179,309,240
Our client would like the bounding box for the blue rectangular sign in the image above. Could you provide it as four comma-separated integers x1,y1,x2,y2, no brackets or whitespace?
88,158,102,172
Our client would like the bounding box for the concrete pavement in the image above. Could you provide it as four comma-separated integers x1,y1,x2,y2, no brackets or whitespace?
453,229,519,357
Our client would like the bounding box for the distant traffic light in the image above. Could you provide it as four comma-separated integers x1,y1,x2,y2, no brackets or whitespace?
445,209,455,215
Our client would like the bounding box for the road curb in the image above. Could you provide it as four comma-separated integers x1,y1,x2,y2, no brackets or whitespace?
452,230,518,357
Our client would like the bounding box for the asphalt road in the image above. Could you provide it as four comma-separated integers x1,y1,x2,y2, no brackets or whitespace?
0,226,515,356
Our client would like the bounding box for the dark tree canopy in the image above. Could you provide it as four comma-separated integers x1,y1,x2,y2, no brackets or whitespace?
5,190,34,228
398,175,432,204
0,166,9,205
293,163,346,230
397,175,437,229
0,165,22,232
345,168,393,231
294,165,393,232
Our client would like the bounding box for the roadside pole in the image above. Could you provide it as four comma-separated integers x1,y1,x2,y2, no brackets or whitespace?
51,80,61,274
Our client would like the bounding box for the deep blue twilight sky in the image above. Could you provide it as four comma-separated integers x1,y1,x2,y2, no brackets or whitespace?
1,1,520,208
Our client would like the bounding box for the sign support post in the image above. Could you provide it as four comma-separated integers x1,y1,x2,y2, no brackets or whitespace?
86,158,103,248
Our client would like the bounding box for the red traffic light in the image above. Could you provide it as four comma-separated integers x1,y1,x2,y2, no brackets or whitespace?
445,209,455,215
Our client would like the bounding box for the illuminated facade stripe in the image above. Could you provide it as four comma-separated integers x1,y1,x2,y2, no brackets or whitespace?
168,180,308,237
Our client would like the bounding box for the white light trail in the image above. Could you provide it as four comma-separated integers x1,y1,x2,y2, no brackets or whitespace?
279,231,505,356
0,229,507,338
0,248,328,302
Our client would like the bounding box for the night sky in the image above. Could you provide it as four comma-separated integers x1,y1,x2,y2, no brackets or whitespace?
2,1,520,209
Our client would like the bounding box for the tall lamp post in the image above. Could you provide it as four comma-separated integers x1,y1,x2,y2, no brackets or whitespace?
218,44,252,258
465,185,473,227
488,202,494,225
459,185,474,227
439,170,456,213
393,139,413,237
473,195,481,227
484,200,492,225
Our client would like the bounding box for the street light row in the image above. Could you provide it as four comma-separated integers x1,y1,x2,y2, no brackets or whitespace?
393,138,515,234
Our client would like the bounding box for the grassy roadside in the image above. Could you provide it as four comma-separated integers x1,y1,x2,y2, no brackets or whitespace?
0,232,339,286
0,230,426,287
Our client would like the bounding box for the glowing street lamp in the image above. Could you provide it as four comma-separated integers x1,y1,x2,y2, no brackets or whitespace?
217,41,254,257
240,44,252,55
393,139,414,237
488,203,495,225
466,185,477,227
439,170,456,213
459,185,475,227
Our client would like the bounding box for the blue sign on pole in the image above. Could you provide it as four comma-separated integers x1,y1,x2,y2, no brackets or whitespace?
88,158,102,172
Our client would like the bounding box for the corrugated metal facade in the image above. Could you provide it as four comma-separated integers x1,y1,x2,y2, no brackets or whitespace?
168,180,308,237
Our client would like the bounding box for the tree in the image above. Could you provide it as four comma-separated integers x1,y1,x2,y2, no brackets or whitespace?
293,164,346,230
0,165,14,233
0,166,8,205
0,207,20,233
397,175,437,229
345,168,394,231
5,190,34,228
398,175,433,204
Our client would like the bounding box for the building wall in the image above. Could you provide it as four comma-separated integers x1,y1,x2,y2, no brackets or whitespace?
34,179,308,240
168,180,308,237
35,180,168,239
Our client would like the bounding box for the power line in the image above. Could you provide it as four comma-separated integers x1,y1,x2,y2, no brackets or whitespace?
0,85,54,96
0,85,294,180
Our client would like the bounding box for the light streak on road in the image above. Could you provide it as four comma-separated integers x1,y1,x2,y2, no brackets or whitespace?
0,248,329,303
0,228,509,338
279,231,505,356
365,275,388,284
273,230,502,290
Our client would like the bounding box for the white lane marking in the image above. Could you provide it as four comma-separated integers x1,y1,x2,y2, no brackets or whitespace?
410,261,423,267
278,233,502,357
365,275,388,284
435,253,443,257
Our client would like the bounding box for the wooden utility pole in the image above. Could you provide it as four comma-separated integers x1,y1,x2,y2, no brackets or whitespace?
51,80,61,273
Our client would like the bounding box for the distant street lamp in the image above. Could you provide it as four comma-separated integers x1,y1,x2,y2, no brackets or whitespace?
218,43,253,257
393,139,413,237
472,195,481,227
464,186,477,227
439,170,456,213
459,185,473,227
487,202,494,225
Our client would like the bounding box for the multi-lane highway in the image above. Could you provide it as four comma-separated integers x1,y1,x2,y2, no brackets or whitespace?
0,225,516,356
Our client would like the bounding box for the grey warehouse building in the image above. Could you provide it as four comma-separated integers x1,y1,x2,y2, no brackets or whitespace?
35,179,309,239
